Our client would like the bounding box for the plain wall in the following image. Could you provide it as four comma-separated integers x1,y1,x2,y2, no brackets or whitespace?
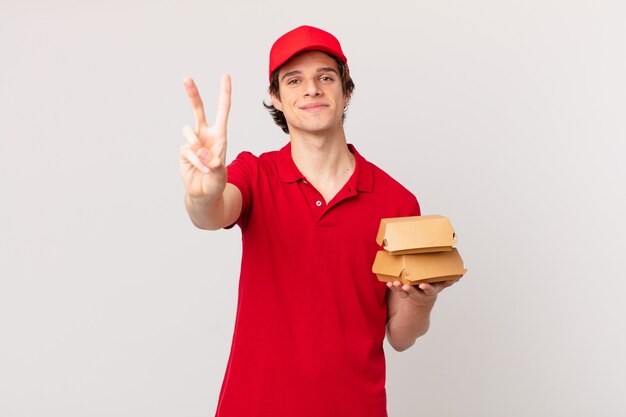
1,1,625,416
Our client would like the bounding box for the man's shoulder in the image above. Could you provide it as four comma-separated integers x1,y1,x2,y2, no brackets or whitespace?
228,148,286,180
360,154,415,196
231,147,282,162
356,152,420,216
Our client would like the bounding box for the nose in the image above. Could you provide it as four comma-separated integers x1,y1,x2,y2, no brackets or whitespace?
303,79,322,97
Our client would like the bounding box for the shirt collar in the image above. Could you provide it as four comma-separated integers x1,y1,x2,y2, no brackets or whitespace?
348,144,373,192
277,142,303,183
277,142,373,193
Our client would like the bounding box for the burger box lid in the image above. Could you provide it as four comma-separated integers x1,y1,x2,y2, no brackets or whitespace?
372,248,467,285
375,215,457,255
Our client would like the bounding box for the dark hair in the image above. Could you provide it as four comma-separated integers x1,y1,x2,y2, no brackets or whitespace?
263,53,355,134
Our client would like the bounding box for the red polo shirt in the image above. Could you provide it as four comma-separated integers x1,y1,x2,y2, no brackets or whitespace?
215,143,420,417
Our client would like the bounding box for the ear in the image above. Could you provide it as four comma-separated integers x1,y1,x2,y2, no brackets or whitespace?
343,91,351,107
270,92,283,112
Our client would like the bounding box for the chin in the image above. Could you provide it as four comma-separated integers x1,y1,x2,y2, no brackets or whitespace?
305,124,338,135
305,118,343,132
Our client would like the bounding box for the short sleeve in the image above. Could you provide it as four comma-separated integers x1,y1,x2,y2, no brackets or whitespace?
226,151,258,229
393,185,421,218
409,194,421,217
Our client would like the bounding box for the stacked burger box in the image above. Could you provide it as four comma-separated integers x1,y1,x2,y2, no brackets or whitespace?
372,215,467,285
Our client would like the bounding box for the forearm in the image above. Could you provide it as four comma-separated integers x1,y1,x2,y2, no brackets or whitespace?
386,297,435,352
185,193,228,230
185,183,243,230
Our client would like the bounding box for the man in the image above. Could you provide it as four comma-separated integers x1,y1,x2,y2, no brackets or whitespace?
180,25,458,417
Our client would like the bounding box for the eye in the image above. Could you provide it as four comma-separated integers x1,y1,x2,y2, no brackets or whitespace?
286,78,301,85
320,75,334,82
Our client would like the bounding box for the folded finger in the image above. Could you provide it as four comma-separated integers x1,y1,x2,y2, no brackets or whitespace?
183,147,210,174
387,281,410,297
182,125,201,149
416,283,437,296
402,284,420,296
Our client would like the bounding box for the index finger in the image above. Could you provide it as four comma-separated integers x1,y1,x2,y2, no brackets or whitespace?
214,74,232,129
183,77,208,130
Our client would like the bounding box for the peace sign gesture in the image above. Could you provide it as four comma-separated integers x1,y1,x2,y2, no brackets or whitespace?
180,74,231,200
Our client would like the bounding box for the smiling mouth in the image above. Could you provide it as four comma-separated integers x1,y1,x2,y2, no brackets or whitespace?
301,104,328,112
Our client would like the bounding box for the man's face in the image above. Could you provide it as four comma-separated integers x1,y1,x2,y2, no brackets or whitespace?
271,51,349,136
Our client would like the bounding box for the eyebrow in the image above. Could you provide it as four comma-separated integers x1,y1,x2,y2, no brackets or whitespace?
281,67,339,81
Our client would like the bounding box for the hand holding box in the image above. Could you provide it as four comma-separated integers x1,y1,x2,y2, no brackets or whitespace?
372,215,467,285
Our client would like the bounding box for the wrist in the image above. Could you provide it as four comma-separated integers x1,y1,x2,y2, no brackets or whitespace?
185,192,223,209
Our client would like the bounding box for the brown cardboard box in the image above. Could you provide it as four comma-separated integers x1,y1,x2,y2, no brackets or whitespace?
372,248,467,285
375,215,457,255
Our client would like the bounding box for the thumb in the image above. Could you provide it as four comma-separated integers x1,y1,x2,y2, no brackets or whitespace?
197,147,211,163
207,153,224,171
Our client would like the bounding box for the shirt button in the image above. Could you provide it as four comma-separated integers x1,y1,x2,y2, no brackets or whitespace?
315,200,322,207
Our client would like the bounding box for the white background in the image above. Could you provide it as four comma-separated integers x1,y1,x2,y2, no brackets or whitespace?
1,1,625,416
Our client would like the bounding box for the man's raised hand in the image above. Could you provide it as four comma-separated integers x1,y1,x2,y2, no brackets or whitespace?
180,74,231,200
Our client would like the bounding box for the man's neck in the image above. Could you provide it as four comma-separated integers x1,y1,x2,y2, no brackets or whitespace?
289,128,355,202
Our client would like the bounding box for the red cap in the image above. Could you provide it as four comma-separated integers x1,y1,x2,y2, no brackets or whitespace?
269,25,348,81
